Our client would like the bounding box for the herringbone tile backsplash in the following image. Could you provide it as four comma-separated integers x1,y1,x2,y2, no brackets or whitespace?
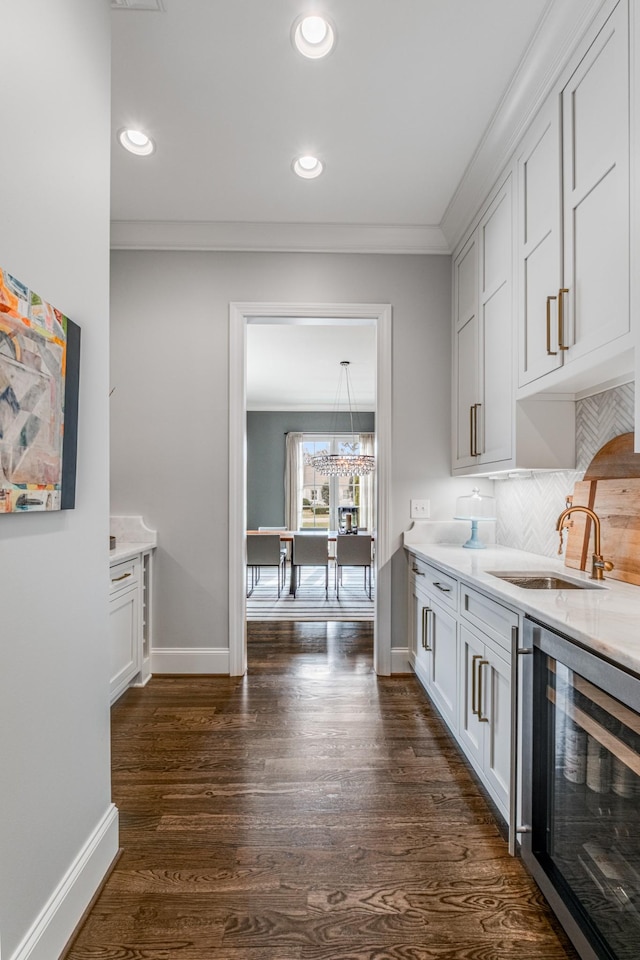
496,383,635,557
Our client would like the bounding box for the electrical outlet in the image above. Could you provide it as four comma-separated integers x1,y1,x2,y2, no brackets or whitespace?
410,499,430,519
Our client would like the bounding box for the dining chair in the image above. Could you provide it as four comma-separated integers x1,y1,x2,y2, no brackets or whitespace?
335,534,373,600
258,526,289,563
292,533,329,598
246,533,286,598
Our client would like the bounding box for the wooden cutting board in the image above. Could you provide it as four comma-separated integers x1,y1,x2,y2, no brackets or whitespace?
564,434,640,586
564,479,640,586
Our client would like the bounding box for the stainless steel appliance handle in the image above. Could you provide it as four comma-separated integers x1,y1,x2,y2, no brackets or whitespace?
509,624,533,856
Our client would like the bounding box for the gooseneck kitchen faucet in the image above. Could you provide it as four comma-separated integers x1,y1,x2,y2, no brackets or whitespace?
556,505,614,581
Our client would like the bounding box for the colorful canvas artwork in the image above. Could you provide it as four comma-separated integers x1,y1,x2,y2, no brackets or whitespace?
0,267,80,513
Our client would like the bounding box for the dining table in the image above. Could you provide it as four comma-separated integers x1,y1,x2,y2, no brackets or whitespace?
246,529,373,595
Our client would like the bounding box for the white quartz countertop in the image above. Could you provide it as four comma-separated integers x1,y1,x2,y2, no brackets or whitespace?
405,542,640,677
110,541,155,564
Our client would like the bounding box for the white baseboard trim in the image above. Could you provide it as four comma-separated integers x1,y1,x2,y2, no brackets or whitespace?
151,646,231,674
10,804,119,960
391,646,411,674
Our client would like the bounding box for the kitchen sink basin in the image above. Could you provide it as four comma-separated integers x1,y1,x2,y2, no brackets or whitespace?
487,571,603,590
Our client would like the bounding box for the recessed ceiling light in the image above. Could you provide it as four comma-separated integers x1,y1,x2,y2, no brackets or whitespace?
293,155,324,179
292,15,335,59
118,128,155,156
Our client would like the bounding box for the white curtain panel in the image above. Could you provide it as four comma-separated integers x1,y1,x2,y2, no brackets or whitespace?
284,432,303,531
359,433,375,533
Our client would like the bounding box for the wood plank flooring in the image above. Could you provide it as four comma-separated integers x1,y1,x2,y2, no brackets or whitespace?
67,621,578,960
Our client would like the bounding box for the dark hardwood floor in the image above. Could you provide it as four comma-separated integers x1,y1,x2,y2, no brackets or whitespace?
67,621,577,959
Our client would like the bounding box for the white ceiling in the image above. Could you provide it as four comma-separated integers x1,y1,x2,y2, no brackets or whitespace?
110,0,563,406
111,0,551,231
246,322,376,411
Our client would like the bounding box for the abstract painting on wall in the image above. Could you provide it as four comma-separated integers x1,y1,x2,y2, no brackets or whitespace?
0,267,80,513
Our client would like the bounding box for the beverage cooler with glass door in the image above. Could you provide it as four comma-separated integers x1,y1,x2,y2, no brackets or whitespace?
520,618,640,960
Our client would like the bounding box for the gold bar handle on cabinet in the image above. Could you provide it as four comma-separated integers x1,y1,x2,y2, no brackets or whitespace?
426,608,434,653
471,653,482,714
425,607,433,651
422,606,432,650
473,403,482,457
546,295,557,355
477,659,490,723
469,404,475,457
111,572,132,583
558,287,569,350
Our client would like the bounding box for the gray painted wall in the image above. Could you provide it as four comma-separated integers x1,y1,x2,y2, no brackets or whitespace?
246,411,375,529
110,250,482,653
0,2,113,955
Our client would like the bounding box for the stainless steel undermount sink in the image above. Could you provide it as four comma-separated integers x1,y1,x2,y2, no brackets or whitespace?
487,571,603,590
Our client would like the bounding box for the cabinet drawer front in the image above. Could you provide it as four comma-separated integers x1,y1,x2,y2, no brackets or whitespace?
410,558,458,610
460,585,517,653
110,558,140,595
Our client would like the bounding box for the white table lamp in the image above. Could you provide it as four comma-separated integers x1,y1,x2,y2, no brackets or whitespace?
454,487,496,549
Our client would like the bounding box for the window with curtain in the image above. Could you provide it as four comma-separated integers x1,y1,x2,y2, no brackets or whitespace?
285,433,375,531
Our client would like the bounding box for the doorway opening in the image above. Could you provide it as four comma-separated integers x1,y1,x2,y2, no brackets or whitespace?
229,302,392,677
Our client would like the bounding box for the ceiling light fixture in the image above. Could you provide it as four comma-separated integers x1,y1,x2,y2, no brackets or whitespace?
307,362,375,477
293,155,323,179
118,128,155,156
292,14,336,59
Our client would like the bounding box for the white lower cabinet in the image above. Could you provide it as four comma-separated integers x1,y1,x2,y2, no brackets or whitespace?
109,549,154,703
408,551,517,829
458,624,511,820
412,580,458,733
109,584,141,703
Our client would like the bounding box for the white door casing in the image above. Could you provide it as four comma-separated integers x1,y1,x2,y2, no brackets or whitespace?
229,301,392,676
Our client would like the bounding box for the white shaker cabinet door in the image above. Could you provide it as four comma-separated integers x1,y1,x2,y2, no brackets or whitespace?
481,645,511,817
517,98,564,386
478,182,513,466
452,234,480,471
109,587,141,703
459,625,485,769
427,598,458,733
562,0,629,363
459,624,511,819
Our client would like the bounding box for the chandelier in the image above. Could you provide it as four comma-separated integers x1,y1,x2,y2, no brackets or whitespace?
308,361,375,477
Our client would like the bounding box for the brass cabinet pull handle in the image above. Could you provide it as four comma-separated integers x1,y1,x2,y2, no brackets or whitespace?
470,404,481,457
469,404,475,457
474,403,482,457
558,287,569,350
477,659,490,723
546,295,557,355
111,572,132,583
422,606,432,651
427,608,434,653
433,581,451,593
471,653,482,714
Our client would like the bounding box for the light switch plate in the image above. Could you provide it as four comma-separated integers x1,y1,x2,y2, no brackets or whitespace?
410,499,430,519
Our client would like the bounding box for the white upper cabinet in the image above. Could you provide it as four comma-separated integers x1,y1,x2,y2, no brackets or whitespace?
479,186,513,466
516,0,630,391
562,0,629,363
517,99,564,385
453,234,480,470
453,179,513,473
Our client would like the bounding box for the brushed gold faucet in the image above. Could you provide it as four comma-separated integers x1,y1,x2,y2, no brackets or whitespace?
556,505,614,581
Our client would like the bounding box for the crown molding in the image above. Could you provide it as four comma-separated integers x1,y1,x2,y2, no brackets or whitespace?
247,402,376,412
441,0,609,252
109,219,450,255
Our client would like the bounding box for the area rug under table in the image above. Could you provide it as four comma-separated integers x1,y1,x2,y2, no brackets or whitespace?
246,566,375,621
